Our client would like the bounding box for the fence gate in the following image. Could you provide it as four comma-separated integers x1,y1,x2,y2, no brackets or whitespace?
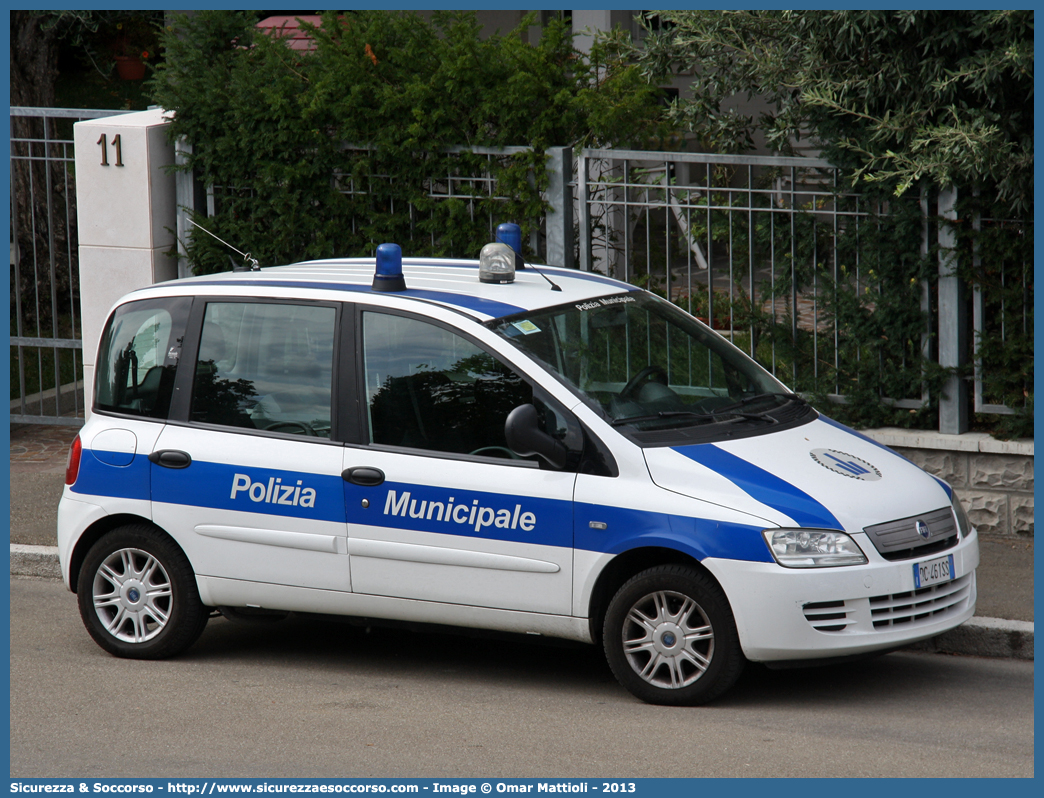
10,107,125,426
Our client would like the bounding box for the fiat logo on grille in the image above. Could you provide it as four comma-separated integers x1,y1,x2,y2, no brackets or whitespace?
916,520,931,540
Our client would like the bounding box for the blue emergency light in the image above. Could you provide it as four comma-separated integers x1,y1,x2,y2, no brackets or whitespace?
496,223,522,255
372,243,406,292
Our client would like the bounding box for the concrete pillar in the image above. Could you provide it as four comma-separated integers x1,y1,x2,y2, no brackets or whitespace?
73,108,178,418
544,147,574,269
937,185,969,434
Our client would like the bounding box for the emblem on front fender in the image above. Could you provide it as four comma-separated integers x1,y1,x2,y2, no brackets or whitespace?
810,449,882,481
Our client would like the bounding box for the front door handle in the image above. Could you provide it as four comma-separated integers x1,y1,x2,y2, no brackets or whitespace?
342,466,385,486
148,449,192,469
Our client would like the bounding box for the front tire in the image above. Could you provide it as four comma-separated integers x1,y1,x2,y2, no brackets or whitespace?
603,565,744,705
77,525,209,659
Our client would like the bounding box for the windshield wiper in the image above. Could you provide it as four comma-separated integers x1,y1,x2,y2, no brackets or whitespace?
713,392,806,415
610,409,776,427
609,393,807,427
610,410,712,427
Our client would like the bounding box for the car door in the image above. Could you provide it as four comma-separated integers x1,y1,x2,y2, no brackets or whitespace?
151,299,350,593
341,308,577,615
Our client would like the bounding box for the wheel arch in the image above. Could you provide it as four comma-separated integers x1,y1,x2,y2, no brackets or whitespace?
68,513,181,593
586,546,725,645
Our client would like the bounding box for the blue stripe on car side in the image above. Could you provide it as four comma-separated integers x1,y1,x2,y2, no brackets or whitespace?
71,450,152,501
344,480,572,548
672,443,842,530
152,459,347,523
73,451,774,563
187,280,525,319
574,502,772,563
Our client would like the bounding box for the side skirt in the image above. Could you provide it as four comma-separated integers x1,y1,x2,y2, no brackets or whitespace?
196,575,594,644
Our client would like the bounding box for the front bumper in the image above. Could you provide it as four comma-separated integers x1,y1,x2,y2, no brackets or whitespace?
703,529,979,662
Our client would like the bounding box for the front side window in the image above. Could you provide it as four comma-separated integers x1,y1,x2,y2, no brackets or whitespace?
95,297,191,418
362,311,539,459
190,302,336,438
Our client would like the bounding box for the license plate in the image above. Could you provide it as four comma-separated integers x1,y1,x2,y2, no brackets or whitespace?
913,554,955,589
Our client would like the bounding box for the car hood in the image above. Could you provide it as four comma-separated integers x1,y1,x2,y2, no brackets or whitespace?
643,415,952,533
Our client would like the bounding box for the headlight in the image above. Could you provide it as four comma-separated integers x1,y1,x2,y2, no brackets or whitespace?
762,528,868,568
951,490,973,539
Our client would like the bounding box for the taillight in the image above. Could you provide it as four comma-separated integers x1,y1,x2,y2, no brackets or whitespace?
65,435,82,486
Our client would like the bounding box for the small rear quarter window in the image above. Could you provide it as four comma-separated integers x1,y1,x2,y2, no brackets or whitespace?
94,297,192,418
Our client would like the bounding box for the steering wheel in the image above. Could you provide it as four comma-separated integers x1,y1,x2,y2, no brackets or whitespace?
265,420,316,436
469,446,521,460
620,366,669,401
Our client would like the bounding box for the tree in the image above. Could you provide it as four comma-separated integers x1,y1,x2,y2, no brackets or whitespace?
10,11,84,331
634,10,1032,436
636,10,1033,214
9,11,163,330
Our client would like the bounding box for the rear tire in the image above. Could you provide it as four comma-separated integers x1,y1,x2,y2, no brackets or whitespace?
77,525,209,659
603,565,744,705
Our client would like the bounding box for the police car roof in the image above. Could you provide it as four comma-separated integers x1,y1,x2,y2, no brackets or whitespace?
143,257,638,321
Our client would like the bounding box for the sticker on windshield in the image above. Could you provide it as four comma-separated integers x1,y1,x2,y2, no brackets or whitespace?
810,449,882,481
576,294,637,312
511,320,541,335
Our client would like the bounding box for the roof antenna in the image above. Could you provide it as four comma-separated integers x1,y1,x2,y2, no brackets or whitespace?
496,223,561,292
187,218,260,272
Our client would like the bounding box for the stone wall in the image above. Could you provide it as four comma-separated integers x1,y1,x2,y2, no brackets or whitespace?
863,428,1034,538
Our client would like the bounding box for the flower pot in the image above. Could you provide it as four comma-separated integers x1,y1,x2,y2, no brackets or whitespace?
114,56,146,80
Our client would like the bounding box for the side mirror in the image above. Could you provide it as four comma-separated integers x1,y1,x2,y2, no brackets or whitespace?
505,403,568,469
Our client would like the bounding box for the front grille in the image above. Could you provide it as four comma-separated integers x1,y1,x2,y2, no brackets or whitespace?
863,507,958,561
869,573,974,629
803,600,850,632
801,573,973,635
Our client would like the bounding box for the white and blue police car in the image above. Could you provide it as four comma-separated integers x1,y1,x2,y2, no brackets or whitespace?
59,224,978,705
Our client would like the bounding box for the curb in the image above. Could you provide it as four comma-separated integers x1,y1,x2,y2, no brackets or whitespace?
905,616,1034,661
10,544,1034,661
11,544,63,580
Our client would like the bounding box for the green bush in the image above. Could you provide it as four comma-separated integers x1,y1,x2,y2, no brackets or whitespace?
150,10,669,271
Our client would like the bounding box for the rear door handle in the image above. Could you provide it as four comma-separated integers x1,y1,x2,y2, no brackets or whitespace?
342,466,385,486
148,449,192,469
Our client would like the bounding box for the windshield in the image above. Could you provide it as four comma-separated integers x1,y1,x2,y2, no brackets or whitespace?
490,292,810,441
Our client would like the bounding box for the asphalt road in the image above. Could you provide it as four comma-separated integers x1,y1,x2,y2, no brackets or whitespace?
10,577,1034,779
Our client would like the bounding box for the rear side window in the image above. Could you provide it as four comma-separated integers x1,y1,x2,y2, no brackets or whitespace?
189,302,337,438
94,297,192,418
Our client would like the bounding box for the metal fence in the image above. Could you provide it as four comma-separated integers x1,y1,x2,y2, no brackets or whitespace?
176,144,574,279
573,148,1032,431
972,206,1032,417
9,107,126,427
577,150,854,364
